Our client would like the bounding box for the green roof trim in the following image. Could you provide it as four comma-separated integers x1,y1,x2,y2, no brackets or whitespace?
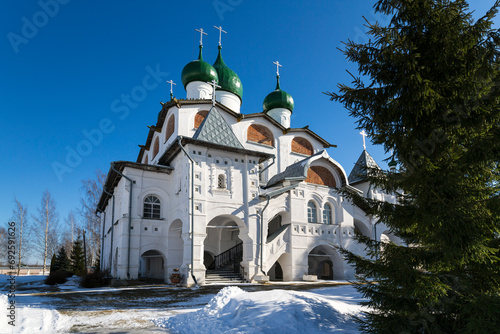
181,45,219,88
212,46,243,100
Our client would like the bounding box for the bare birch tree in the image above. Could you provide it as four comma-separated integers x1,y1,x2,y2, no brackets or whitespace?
60,211,79,257
12,198,30,275
32,190,59,275
79,170,106,267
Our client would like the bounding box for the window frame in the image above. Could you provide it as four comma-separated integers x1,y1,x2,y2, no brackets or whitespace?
307,201,318,223
143,195,161,219
323,203,333,224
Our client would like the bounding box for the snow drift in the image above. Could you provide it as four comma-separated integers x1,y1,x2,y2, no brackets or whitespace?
154,286,361,333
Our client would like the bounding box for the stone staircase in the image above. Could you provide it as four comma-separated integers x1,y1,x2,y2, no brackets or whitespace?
205,268,244,284
205,242,244,284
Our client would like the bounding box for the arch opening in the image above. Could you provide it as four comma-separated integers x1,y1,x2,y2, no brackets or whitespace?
139,249,164,280
204,215,243,272
268,261,283,281
308,245,343,280
167,220,184,278
354,219,371,238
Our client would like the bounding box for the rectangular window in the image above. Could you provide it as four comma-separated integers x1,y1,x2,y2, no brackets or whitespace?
218,174,226,189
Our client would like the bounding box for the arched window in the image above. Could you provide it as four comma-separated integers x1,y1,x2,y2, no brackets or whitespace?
152,137,159,158
307,201,318,223
143,195,161,219
291,137,313,156
323,204,333,224
194,110,209,129
305,166,336,188
165,115,175,143
143,154,148,165
247,124,274,146
217,174,226,189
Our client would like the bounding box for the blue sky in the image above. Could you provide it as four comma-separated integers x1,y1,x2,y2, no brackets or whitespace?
1,0,497,251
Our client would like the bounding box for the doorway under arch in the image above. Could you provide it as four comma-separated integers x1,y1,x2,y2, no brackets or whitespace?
204,215,243,271
268,261,283,281
308,245,343,280
139,250,164,279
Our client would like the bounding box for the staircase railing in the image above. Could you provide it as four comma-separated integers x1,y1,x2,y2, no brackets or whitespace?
208,242,243,272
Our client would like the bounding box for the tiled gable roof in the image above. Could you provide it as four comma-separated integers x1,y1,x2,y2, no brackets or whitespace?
193,107,244,149
348,150,381,184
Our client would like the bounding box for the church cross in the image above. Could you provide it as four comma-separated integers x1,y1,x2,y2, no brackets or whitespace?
213,25,227,46
208,79,221,106
273,61,282,76
166,80,176,99
195,28,207,45
360,130,367,150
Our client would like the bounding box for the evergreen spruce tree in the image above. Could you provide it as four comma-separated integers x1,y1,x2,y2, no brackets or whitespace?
55,246,71,273
49,253,57,273
327,1,500,333
70,237,85,276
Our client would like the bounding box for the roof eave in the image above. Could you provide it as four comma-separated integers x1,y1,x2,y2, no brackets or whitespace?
158,136,275,166
96,161,174,213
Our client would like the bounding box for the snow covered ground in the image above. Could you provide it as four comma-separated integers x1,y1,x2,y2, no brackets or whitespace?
0,275,366,334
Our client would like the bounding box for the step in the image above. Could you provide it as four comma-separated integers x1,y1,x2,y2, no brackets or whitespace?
206,274,242,279
205,270,243,284
206,276,242,281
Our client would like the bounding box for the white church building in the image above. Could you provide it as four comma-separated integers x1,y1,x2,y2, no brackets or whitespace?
97,29,397,286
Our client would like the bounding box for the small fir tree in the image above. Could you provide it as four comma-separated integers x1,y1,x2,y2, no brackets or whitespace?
70,236,85,276
55,246,71,273
327,0,500,333
49,253,57,273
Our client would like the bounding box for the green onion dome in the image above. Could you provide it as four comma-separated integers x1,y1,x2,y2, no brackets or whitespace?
263,76,294,113
181,45,219,88
212,46,243,100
